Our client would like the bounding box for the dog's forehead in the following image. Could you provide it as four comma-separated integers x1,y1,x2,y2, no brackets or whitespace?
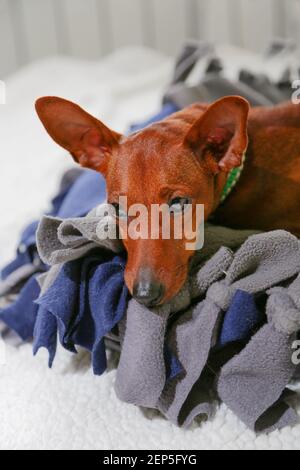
124,124,185,154
108,126,181,175
106,124,203,200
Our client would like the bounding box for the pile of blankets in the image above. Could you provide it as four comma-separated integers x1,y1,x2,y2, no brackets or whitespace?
1,39,300,433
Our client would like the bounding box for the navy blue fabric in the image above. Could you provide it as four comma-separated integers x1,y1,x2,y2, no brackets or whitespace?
56,170,106,218
218,290,263,347
1,221,40,279
33,252,129,375
165,344,183,382
0,275,41,341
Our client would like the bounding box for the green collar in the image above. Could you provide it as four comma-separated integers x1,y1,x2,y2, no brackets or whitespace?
220,152,246,203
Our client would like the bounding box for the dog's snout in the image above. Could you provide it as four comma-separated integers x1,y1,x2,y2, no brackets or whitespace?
133,278,164,307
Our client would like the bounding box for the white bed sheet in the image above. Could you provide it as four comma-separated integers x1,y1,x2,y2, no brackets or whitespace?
0,46,299,450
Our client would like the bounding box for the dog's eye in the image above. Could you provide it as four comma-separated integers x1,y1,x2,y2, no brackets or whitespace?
168,197,192,214
111,203,127,219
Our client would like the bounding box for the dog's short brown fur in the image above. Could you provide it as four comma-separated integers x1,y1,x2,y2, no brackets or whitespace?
35,96,300,305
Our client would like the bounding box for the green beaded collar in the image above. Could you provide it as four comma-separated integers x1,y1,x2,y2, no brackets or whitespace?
220,153,246,203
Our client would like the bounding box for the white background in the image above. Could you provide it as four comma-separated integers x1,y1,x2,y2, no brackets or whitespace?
1,0,300,78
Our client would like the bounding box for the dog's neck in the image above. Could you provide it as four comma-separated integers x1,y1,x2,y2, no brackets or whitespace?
219,152,247,203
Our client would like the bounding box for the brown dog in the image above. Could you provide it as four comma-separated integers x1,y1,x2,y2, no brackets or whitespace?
35,96,300,306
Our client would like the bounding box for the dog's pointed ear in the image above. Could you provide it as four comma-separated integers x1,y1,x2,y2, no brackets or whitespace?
184,96,249,173
35,97,122,174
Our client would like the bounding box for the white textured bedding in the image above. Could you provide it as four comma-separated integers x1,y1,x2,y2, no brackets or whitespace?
0,47,299,450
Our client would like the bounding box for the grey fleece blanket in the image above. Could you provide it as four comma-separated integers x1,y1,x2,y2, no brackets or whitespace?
36,205,300,433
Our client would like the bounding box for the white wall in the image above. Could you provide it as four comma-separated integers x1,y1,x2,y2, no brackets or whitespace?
1,0,300,78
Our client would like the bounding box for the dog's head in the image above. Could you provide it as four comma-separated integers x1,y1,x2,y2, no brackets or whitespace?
36,96,249,306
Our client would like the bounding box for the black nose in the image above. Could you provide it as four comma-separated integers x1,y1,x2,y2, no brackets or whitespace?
133,279,164,307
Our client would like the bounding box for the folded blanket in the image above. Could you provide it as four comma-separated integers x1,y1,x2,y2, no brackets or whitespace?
9,209,297,433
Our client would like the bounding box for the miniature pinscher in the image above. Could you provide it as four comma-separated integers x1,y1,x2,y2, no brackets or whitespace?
35,96,300,306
